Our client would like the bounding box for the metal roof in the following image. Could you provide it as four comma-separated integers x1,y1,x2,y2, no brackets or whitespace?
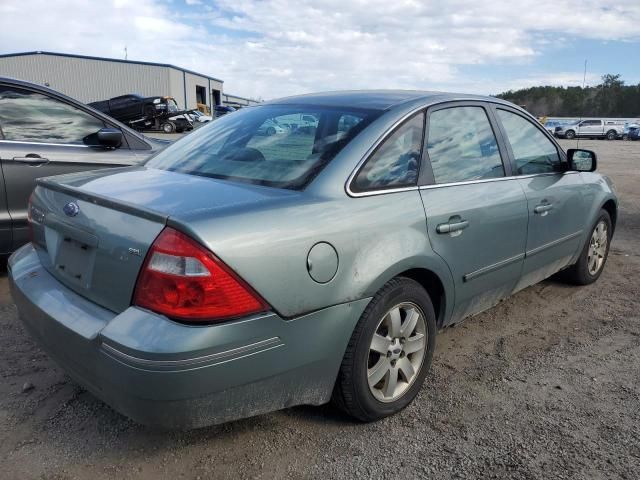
0,51,224,83
265,90,504,111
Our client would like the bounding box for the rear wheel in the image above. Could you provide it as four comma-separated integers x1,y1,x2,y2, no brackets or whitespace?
564,130,576,139
562,210,612,285
332,277,436,422
162,122,175,134
266,126,276,136
606,130,617,140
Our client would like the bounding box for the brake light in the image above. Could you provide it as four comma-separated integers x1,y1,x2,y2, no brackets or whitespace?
133,227,268,322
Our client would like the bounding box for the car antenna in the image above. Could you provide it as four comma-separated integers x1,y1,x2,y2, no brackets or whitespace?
577,59,588,149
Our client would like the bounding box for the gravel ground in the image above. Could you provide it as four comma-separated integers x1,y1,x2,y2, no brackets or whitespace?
0,139,638,479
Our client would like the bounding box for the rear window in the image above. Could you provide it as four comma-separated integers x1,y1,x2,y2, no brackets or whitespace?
146,104,380,189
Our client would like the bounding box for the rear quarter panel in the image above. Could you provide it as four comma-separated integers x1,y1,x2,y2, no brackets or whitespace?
172,191,454,320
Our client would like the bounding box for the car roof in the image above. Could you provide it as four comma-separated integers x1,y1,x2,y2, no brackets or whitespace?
264,90,507,111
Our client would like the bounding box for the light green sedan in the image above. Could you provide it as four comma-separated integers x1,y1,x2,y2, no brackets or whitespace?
9,91,617,428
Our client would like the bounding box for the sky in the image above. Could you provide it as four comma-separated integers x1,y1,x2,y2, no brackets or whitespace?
1,0,639,101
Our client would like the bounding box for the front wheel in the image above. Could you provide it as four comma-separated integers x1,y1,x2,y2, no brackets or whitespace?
332,277,436,422
562,210,612,285
564,130,576,139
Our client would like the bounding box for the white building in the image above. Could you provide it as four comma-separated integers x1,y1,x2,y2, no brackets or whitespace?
0,51,259,110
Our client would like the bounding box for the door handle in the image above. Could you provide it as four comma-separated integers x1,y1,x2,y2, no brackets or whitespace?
13,155,50,166
534,203,553,215
436,219,469,234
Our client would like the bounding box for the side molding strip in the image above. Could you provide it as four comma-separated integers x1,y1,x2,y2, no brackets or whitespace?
101,336,284,370
525,231,583,258
463,253,525,282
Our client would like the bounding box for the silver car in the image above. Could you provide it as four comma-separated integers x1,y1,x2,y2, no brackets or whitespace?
9,91,617,428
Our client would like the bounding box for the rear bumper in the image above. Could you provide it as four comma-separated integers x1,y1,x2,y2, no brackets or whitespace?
9,243,369,428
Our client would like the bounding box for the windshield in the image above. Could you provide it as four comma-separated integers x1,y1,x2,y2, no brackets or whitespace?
146,104,380,189
167,98,179,113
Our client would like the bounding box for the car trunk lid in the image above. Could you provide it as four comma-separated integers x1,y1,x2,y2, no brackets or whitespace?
29,166,298,313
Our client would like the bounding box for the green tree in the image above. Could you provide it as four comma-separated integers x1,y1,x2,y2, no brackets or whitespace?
496,74,640,117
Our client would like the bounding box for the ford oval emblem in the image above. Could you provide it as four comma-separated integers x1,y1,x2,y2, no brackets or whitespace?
63,201,80,217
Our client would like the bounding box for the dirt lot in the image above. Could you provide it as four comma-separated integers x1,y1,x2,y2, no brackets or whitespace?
1,139,638,479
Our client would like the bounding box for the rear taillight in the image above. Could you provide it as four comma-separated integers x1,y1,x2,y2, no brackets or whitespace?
133,227,268,322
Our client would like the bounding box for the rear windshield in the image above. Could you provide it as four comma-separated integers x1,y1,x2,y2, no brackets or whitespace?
146,104,380,189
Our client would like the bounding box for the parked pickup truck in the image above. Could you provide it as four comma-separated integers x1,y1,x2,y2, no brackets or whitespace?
554,119,623,140
89,94,195,133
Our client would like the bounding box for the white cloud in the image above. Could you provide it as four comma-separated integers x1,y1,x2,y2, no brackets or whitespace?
0,0,638,99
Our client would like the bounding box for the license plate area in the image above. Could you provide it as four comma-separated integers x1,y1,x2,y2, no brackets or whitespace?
45,221,98,290
55,237,95,288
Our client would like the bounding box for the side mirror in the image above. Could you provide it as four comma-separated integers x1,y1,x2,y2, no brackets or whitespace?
567,148,597,172
97,128,123,148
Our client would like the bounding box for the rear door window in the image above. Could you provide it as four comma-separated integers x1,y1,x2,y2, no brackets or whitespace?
496,109,561,175
426,106,504,184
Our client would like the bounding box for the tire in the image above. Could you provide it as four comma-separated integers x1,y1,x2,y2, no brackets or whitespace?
564,130,576,140
562,209,612,285
332,277,436,422
266,126,276,136
161,122,175,134
622,134,628,141
606,130,617,140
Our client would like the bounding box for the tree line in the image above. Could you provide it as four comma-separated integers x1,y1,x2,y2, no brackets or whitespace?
496,74,640,118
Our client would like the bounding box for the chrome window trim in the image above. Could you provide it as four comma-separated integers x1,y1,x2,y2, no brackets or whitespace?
345,104,427,198
420,175,516,190
0,139,90,148
344,97,578,198
348,171,580,196
348,185,420,197
419,171,579,191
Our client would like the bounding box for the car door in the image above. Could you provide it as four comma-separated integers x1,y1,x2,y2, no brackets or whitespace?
578,120,600,136
576,120,589,136
109,95,137,120
493,107,587,291
0,84,140,250
124,95,145,119
419,103,529,324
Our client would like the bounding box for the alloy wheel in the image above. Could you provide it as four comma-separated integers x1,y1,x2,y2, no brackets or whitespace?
587,220,608,275
367,302,427,403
